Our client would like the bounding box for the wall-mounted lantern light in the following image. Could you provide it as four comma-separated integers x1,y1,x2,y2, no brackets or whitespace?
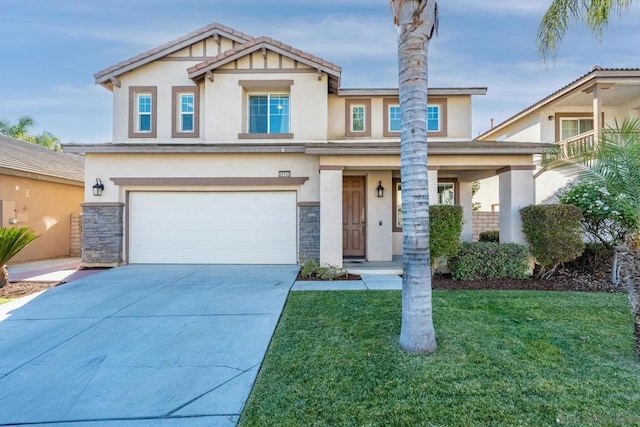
92,178,105,197
376,181,385,198
548,115,554,121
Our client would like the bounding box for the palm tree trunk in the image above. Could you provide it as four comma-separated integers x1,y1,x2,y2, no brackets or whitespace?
616,241,640,357
392,0,438,353
0,265,9,288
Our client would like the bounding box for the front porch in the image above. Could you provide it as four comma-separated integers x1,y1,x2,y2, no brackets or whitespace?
311,142,549,268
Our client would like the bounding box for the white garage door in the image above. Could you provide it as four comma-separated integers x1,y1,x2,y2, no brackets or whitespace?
129,191,297,264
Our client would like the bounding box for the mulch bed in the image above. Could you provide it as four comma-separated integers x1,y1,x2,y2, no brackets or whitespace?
1,281,61,300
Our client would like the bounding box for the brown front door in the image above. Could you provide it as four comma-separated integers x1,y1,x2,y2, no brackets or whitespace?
343,176,366,257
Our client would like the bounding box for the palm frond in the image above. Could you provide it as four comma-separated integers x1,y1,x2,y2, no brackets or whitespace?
538,0,635,62
0,227,38,266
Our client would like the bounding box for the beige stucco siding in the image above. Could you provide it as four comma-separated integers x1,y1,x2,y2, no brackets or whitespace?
203,71,329,141
445,96,472,139
112,61,201,142
327,95,473,140
85,153,321,203
1,175,83,262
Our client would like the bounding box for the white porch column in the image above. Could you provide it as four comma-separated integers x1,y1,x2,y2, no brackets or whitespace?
428,167,438,205
320,166,343,267
592,83,602,137
459,181,473,242
498,166,535,244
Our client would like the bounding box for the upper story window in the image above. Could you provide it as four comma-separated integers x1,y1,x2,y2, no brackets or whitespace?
383,98,448,137
351,105,366,132
560,117,593,140
238,80,294,140
389,105,401,132
345,99,371,137
172,86,200,138
427,105,440,132
180,94,195,131
129,86,157,138
138,95,152,132
249,94,290,134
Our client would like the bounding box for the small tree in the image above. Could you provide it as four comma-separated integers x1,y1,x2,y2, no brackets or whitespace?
521,204,585,279
0,227,38,288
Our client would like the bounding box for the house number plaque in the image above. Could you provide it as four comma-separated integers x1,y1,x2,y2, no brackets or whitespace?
278,170,291,177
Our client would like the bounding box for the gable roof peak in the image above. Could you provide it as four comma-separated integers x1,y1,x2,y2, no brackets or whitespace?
94,22,254,88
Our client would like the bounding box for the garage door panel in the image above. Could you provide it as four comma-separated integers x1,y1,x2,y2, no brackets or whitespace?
129,191,297,264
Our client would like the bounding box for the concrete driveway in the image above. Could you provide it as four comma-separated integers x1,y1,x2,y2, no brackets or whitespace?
0,264,299,426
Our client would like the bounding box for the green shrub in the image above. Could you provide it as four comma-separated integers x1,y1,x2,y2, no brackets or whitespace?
557,180,636,247
479,230,499,242
429,205,463,264
449,242,530,280
299,260,349,281
520,204,585,278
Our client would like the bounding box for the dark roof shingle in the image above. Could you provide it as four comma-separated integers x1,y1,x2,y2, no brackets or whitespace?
0,135,84,183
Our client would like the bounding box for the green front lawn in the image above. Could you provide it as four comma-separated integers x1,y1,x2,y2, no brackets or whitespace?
241,291,640,426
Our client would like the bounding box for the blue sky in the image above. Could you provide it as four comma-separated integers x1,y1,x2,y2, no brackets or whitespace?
1,0,639,143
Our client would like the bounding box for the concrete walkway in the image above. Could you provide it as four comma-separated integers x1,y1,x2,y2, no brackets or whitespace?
7,257,92,282
0,264,298,426
292,273,402,291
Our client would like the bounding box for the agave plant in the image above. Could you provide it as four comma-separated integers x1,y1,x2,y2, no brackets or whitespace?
0,227,38,288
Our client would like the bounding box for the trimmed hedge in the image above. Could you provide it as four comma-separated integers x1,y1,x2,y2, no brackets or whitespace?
429,205,463,263
479,230,499,243
449,242,530,280
520,204,584,278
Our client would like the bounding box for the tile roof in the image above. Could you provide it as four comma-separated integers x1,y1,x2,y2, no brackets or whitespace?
477,66,640,140
94,23,254,85
0,135,84,183
187,35,342,77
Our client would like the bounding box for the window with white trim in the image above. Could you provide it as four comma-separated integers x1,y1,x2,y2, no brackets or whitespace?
351,105,366,132
248,94,290,134
438,182,455,205
427,105,440,132
389,105,401,132
137,94,152,133
560,117,593,140
179,94,195,132
129,86,156,138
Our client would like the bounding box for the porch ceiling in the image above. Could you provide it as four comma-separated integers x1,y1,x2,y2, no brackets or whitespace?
553,79,640,108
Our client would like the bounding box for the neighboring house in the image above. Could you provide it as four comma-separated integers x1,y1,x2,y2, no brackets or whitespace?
65,23,548,267
0,135,84,262
477,67,640,206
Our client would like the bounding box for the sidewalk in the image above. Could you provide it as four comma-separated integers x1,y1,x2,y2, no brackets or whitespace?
7,257,101,283
292,273,401,291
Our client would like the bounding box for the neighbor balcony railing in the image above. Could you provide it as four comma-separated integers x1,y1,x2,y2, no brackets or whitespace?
557,130,596,158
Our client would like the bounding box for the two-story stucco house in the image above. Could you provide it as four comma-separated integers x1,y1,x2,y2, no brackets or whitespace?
477,66,640,206
65,23,548,267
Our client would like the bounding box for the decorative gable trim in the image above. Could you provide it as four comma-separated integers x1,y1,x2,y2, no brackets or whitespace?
94,23,253,90
188,36,342,93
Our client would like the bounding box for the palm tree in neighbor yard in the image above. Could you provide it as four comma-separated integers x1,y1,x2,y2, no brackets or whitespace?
537,0,635,61
538,0,639,358
0,227,38,288
390,0,438,353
